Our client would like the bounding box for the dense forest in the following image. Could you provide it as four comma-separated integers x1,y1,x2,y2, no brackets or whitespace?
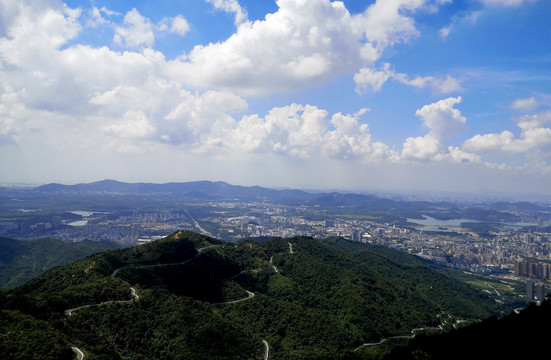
0,237,121,288
388,297,551,359
0,231,511,359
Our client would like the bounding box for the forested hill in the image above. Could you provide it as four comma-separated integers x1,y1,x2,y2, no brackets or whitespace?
389,297,551,359
0,231,500,359
0,237,121,288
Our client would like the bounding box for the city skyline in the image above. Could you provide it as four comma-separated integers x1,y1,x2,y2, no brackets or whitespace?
1,0,551,195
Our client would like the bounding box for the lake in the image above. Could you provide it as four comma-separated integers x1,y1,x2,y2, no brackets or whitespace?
68,220,88,227
406,215,479,232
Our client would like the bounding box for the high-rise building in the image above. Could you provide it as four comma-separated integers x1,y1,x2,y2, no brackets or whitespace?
514,262,522,276
526,280,534,301
522,261,530,275
536,283,545,304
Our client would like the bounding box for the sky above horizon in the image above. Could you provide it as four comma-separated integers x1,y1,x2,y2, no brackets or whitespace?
1,0,550,196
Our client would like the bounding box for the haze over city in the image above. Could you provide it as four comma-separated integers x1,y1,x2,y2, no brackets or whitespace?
1,0,550,196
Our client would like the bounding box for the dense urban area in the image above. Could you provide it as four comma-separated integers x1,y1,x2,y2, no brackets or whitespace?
0,180,551,306
3,181,551,360
3,201,550,275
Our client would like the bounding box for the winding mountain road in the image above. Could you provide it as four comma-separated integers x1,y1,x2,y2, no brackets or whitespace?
71,346,84,360
354,314,458,351
262,340,269,360
67,241,293,358
111,244,218,278
213,290,255,305
65,287,139,316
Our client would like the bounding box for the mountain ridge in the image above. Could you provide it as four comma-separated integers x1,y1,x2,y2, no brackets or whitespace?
29,179,534,223
0,230,502,359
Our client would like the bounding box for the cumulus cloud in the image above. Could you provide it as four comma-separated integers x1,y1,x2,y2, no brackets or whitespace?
0,0,469,167
113,8,155,48
357,0,422,48
157,15,190,37
223,104,398,161
162,90,247,146
169,15,191,36
353,65,393,93
1,0,535,190
206,0,248,27
101,110,156,139
355,64,462,94
168,0,450,95
463,110,551,154
399,97,505,167
416,96,467,139
0,1,241,152
511,96,538,110
88,7,108,27
401,97,472,161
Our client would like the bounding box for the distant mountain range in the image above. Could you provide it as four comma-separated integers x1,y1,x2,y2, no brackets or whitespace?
30,179,544,223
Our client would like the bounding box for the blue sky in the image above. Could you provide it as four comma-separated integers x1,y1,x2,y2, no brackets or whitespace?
1,0,550,198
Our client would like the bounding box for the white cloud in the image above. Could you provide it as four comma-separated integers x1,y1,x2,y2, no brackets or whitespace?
113,8,155,48
87,6,121,28
88,7,108,27
168,0,448,95
462,110,551,154
206,0,248,27
401,97,470,161
0,1,245,151
511,96,538,110
444,146,483,164
355,64,462,94
357,0,422,48
480,0,537,6
439,25,452,39
157,15,190,37
402,136,442,160
354,65,392,93
394,73,462,94
161,90,245,146
416,96,466,139
169,15,190,36
223,104,398,161
101,110,156,139
438,9,482,39
3,0,548,193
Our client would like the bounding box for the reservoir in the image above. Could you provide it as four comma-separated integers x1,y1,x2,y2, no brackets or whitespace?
407,216,480,227
68,220,88,227
69,211,95,217
406,215,479,232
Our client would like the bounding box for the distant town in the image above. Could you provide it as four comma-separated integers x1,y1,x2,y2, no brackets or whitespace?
3,198,550,285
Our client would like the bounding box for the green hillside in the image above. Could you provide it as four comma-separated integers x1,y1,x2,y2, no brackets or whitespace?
0,237,121,288
0,231,501,359
388,298,551,359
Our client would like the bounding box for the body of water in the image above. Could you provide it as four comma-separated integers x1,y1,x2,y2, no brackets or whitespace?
407,215,541,232
406,216,479,232
69,211,95,217
68,220,88,227
407,216,479,227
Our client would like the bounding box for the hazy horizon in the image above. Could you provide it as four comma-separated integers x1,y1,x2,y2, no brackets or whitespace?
4,177,551,203
1,0,550,197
